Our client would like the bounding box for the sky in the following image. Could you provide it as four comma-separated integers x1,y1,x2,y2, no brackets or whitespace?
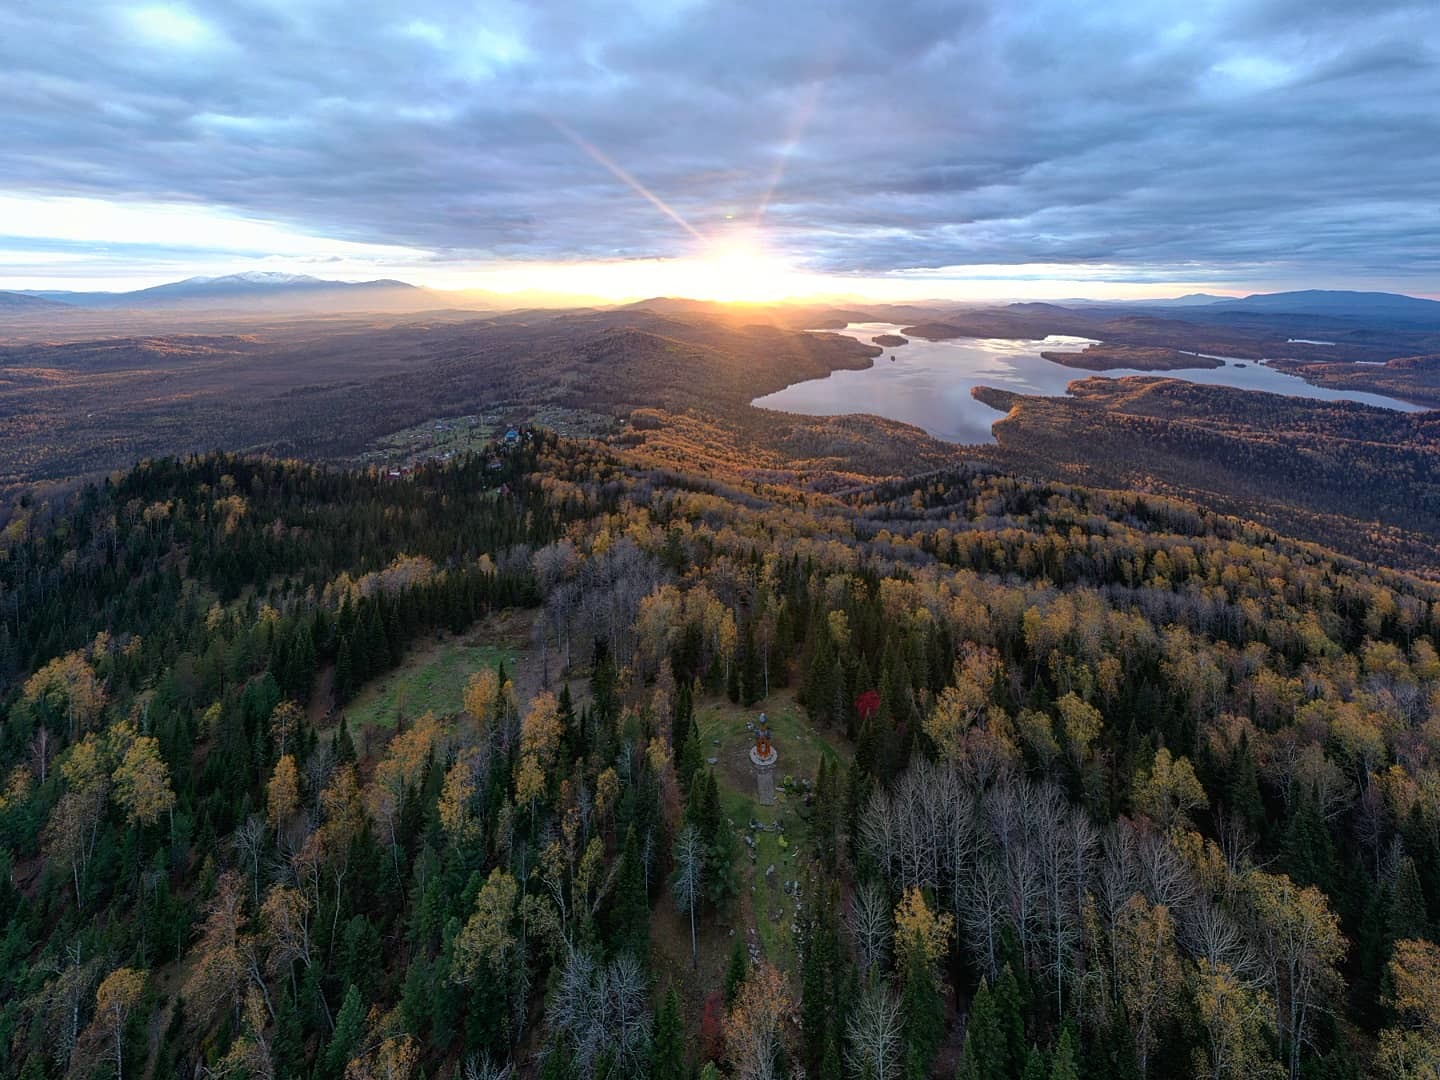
1,0,1438,301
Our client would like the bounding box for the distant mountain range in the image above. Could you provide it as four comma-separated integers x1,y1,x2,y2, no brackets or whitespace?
1207,289,1440,320
8,272,444,312
4,277,1439,327
1073,289,1440,330
0,290,68,310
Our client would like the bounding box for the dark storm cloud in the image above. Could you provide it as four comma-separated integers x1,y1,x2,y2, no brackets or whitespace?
1,0,1437,284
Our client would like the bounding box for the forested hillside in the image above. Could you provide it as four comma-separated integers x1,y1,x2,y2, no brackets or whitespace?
2,431,1439,1080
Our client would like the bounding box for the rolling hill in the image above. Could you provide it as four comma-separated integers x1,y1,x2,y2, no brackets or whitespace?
11,272,445,313
0,290,68,310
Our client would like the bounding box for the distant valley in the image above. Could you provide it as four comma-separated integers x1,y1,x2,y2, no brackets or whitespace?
5,286,1440,574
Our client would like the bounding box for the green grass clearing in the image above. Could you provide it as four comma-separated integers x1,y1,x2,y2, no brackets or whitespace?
357,406,615,469
345,637,521,732
689,688,851,971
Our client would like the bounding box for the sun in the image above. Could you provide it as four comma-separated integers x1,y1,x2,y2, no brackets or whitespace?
679,238,810,303
439,232,826,304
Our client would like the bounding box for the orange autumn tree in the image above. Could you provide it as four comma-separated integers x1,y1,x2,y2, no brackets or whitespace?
1375,938,1440,1079
23,650,106,742
450,868,519,985
86,966,147,1080
725,962,794,1080
266,753,301,837
438,746,486,847
111,728,174,830
1114,895,1184,1080
366,712,444,871
516,691,563,817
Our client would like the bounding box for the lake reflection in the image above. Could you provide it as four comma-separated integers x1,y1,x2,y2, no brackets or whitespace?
752,323,1426,445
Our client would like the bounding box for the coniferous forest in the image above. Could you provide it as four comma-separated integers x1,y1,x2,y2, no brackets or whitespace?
2,430,1439,1080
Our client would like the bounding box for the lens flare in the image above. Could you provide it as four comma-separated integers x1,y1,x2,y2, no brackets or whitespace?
548,117,707,244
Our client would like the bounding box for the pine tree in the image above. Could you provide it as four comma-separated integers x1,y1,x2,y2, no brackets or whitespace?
809,756,839,871
336,634,354,703
995,964,1027,1077
610,826,650,960
1389,855,1430,941
902,947,943,1080
699,774,737,908
1227,734,1264,834
741,620,762,707
586,637,613,721
324,984,365,1080
652,987,686,1080
1283,790,1336,892
1049,1027,1079,1080
1022,1045,1047,1080
388,600,405,667
334,715,356,764
340,914,384,1002
801,887,841,1073
725,938,748,1007
820,1029,842,1080
688,770,717,841
678,728,704,796
661,525,686,573
957,980,1006,1080
273,984,304,1079
558,682,578,760
671,682,693,754
804,635,835,726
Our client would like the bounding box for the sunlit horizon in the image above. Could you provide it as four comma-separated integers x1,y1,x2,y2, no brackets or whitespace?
12,255,1440,307
3,190,1438,306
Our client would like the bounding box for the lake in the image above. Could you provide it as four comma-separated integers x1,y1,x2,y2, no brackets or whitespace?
752,322,1427,444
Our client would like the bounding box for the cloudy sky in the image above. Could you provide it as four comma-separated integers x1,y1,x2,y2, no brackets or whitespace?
2,0,1438,299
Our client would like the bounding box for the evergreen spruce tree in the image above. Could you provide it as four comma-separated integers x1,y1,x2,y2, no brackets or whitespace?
725,938,748,1007
557,682,578,760
652,987,686,1080
671,682,693,755
334,715,356,764
1283,790,1337,892
1049,1027,1079,1080
340,914,384,1002
809,756,838,870
820,1029,843,1080
741,620,762,706
678,728,704,796
957,980,1006,1080
902,944,944,1080
273,984,303,1079
610,826,651,960
1388,855,1430,941
363,602,387,678
1022,1045,1047,1080
703,792,737,907
324,984,365,1080
1227,734,1265,834
336,634,354,703
800,885,844,1074
590,641,617,733
995,964,1027,1076
804,634,835,725
662,525,687,574
539,1043,574,1080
